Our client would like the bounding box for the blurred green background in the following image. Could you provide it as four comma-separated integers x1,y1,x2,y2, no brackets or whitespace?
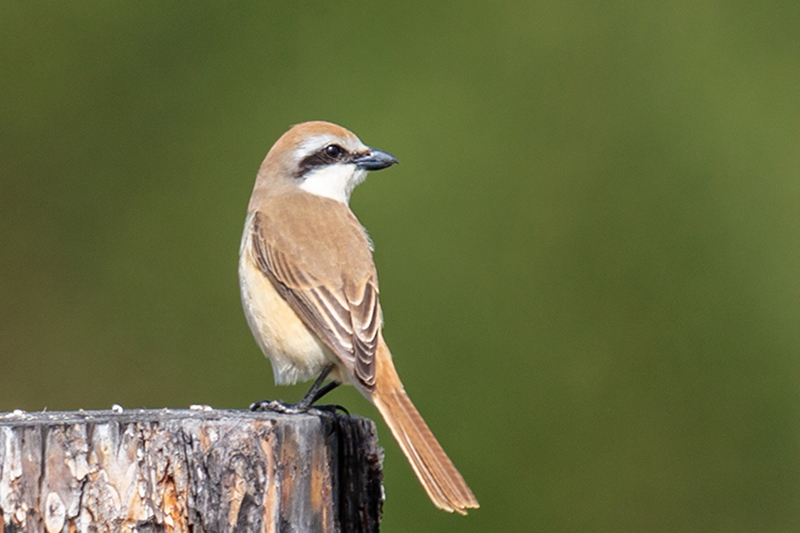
2,2,800,531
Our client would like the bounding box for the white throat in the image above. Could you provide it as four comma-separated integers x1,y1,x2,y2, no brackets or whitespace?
297,164,367,204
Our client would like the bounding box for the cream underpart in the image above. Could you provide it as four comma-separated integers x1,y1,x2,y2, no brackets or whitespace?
238,213,348,385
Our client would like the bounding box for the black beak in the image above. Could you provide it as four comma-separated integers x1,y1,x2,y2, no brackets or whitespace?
354,149,398,171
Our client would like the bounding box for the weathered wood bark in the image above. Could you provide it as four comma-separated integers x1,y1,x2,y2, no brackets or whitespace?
0,409,383,533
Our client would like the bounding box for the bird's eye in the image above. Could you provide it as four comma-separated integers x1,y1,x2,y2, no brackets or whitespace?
325,144,344,159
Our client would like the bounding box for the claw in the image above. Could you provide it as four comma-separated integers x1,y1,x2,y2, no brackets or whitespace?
312,404,350,416
250,399,310,414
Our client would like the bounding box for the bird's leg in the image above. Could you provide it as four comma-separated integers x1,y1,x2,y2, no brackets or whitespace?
292,364,335,411
250,364,347,414
308,380,349,415
310,380,340,404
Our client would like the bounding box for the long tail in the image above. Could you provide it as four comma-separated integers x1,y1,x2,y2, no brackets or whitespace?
369,339,479,514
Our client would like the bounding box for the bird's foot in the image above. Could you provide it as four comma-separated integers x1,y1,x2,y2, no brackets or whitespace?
249,399,349,416
312,404,350,416
249,399,309,414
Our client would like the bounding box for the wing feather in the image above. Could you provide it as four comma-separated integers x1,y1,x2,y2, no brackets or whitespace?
251,212,379,389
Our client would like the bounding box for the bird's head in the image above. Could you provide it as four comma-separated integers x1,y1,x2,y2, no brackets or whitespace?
257,121,398,204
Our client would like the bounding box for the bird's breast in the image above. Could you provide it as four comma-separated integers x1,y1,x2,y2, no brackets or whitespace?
238,220,341,385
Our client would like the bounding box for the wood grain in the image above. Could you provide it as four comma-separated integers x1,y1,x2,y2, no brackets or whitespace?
0,409,383,533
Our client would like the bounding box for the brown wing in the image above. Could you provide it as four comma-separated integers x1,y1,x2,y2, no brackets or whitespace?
251,212,379,389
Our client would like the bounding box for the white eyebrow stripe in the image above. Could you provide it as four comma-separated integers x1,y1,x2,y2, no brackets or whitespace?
294,135,337,157
293,134,368,160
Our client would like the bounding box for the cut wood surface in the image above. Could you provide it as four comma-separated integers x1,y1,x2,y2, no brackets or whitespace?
0,408,383,533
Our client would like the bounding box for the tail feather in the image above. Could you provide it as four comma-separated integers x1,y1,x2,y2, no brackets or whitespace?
371,367,479,514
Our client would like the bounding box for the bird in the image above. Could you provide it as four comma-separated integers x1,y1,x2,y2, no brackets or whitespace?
238,121,479,514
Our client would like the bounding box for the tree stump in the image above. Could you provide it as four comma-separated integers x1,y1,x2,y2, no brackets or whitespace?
0,408,383,533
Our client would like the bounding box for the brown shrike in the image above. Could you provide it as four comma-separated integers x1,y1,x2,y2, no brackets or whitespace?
239,121,478,514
